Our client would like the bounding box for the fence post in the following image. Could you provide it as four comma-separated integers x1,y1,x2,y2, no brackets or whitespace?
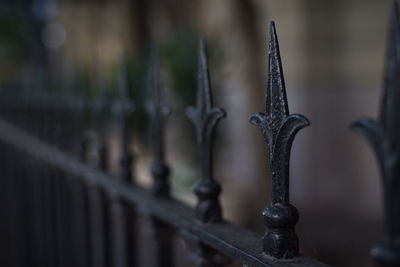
87,69,109,267
148,48,174,267
352,1,400,266
94,65,110,172
186,37,226,223
117,59,135,183
149,49,171,198
185,37,231,267
107,59,136,267
250,22,310,259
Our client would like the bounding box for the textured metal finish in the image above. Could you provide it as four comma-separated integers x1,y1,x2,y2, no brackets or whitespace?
186,37,226,223
182,230,231,267
149,50,171,197
250,22,310,259
351,1,400,266
0,117,329,266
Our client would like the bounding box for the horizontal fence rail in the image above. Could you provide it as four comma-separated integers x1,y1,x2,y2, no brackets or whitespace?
0,118,328,267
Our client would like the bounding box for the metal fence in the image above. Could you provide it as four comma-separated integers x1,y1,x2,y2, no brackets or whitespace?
1,2,400,267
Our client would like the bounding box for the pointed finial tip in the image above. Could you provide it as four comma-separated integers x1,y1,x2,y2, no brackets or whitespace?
198,36,209,73
198,36,207,59
269,21,278,43
270,21,276,31
199,36,206,47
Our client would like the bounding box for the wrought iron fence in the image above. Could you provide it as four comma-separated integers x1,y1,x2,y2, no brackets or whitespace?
1,1,400,267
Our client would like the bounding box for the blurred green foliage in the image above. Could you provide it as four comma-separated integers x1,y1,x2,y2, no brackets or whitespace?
0,8,30,84
161,33,197,105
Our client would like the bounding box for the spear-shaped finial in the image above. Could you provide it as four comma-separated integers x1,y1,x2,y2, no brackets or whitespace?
186,37,226,223
148,48,171,197
352,1,400,266
250,22,309,259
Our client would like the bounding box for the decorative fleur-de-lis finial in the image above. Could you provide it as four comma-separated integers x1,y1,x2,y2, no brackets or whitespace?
148,49,171,197
117,58,135,183
352,2,400,266
186,37,226,223
250,22,310,259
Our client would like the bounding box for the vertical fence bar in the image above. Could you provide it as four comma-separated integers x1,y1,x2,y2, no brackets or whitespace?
52,106,71,267
0,143,11,266
49,168,59,267
186,37,226,223
250,22,309,259
118,60,134,184
70,179,90,267
68,107,91,267
9,147,25,267
54,171,67,267
352,1,400,266
86,67,109,267
149,50,170,198
88,185,107,267
0,144,15,267
186,37,229,266
93,63,110,172
60,172,75,267
108,192,128,267
34,166,47,266
44,108,61,267
148,49,174,267
108,59,135,267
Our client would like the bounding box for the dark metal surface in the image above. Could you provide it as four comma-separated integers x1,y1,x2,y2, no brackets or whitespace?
352,1,400,266
121,77,137,267
94,66,110,172
117,59,135,183
148,50,175,267
87,186,107,267
149,50,171,198
4,6,397,264
0,118,329,267
151,218,174,267
109,60,137,267
186,37,226,223
250,22,310,259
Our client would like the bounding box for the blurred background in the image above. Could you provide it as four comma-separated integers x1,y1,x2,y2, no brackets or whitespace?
0,0,391,266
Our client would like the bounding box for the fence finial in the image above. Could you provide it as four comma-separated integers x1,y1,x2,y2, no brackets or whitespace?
149,48,171,197
250,22,309,259
352,1,400,266
186,37,226,223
